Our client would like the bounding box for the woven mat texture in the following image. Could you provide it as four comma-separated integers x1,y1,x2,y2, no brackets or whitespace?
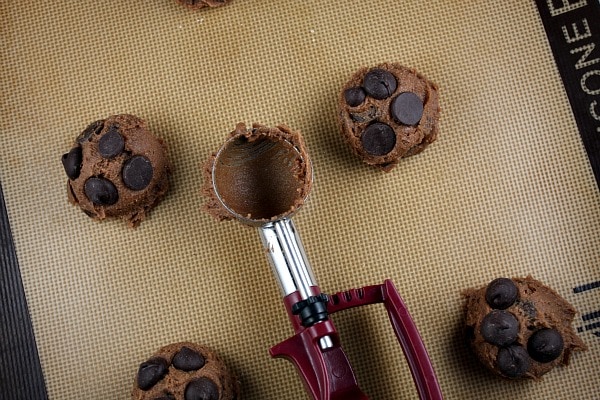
1,1,599,399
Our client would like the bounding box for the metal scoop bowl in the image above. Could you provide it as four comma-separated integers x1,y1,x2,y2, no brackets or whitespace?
211,126,311,226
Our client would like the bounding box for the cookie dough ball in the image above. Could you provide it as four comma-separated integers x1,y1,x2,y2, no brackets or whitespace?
462,276,586,379
61,114,172,227
132,342,239,400
338,63,440,171
176,0,230,9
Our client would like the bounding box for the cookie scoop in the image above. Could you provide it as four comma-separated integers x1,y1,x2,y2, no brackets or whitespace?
202,123,442,399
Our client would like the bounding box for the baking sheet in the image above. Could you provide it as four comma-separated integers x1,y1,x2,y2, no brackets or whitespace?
1,0,599,399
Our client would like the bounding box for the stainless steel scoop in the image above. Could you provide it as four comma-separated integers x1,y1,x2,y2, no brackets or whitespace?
210,127,443,400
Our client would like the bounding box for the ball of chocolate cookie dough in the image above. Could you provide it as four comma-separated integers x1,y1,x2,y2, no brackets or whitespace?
176,0,230,9
61,114,172,227
462,276,587,379
338,63,440,171
131,342,239,400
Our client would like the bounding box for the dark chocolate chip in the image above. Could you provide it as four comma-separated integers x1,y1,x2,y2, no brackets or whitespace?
361,122,396,156
496,345,530,378
350,104,377,123
137,357,168,391
390,92,424,126
185,378,219,400
153,396,174,400
84,177,119,206
122,156,153,190
77,119,105,143
61,146,83,180
518,300,537,319
527,328,564,363
350,113,367,123
485,278,519,310
344,87,366,107
98,126,124,158
363,68,397,100
172,346,206,371
480,310,519,347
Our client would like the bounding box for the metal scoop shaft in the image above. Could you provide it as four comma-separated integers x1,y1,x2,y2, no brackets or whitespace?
259,218,317,299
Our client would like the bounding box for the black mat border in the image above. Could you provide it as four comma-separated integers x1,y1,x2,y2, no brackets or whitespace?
0,183,48,400
534,0,600,189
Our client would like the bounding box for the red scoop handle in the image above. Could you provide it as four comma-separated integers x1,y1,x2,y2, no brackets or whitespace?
272,280,443,400
327,280,443,400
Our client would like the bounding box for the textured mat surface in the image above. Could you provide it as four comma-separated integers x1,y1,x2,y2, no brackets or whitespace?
1,1,599,399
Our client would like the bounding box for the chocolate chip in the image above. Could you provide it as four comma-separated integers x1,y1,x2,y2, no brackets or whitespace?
84,177,118,206
527,328,564,363
61,146,83,180
122,156,153,190
485,278,518,310
153,396,174,400
137,357,168,391
344,87,366,107
390,92,424,126
350,104,377,123
496,345,530,378
361,122,396,156
363,69,397,100
517,300,537,319
98,126,124,159
172,347,206,371
77,119,104,143
185,378,219,400
480,310,519,347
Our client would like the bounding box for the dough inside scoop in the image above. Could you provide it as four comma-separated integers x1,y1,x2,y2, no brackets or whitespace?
212,134,307,222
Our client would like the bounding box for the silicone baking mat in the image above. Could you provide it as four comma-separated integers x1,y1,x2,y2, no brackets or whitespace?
1,1,599,399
